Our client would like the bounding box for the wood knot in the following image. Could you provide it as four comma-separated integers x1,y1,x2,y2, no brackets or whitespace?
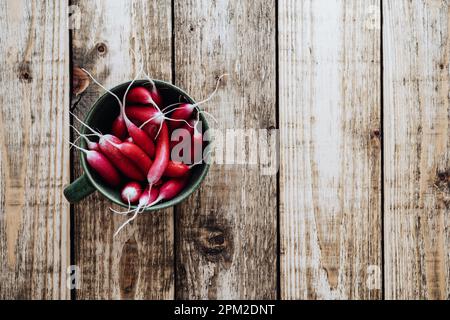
119,236,139,299
96,42,108,56
189,26,195,32
371,129,381,139
437,171,448,181
18,63,32,83
195,221,233,266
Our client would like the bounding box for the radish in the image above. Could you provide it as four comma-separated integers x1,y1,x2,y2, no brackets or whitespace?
145,175,190,208
106,140,152,175
111,115,128,140
98,135,146,181
81,68,156,158
121,182,143,204
70,125,100,151
164,161,190,178
69,142,121,187
112,186,160,237
168,74,226,130
125,136,133,143
147,122,170,185
71,111,145,181
126,86,163,107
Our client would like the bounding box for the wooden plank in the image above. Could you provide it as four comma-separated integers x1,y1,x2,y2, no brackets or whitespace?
0,0,70,299
384,0,450,300
71,0,173,299
279,0,382,299
174,0,277,299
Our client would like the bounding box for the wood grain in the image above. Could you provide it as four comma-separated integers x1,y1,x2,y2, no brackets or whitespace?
0,0,70,299
71,0,174,299
174,0,278,299
279,0,382,299
384,0,450,300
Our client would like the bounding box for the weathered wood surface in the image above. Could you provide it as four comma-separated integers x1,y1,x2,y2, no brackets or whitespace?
1,0,449,301
383,0,450,300
279,0,382,299
0,0,70,299
174,0,278,299
71,0,173,299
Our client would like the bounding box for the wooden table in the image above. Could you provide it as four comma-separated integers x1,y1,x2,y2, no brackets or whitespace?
0,0,448,300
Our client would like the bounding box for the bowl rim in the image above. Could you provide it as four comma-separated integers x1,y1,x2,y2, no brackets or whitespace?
79,79,210,211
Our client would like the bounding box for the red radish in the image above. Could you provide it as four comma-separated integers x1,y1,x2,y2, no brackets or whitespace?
81,68,156,158
126,105,160,124
169,103,197,130
124,119,155,158
111,114,128,140
147,122,170,185
167,74,226,129
107,140,152,175
145,175,190,207
97,134,145,181
125,136,133,143
164,161,190,178
71,112,145,181
121,80,157,158
126,86,163,107
121,182,143,204
69,142,121,187
113,186,160,237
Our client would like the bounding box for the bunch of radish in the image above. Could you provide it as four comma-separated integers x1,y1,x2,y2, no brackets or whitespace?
71,69,225,236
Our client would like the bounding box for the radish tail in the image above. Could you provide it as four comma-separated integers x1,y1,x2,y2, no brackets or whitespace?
70,111,102,137
67,140,88,154
81,68,123,108
113,206,141,237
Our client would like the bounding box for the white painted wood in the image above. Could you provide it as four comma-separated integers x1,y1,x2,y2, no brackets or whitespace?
384,0,450,300
279,0,382,299
0,0,70,299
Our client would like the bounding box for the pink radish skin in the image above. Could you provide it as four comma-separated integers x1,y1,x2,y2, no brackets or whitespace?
70,143,121,187
164,161,190,178
69,113,144,180
126,86,163,107
148,175,190,207
124,119,155,158
147,122,170,185
127,105,164,126
109,138,186,178
111,115,128,140
121,87,156,158
169,103,196,130
126,106,161,139
109,141,152,175
98,134,145,181
87,141,100,151
138,186,160,207
121,182,143,204
86,151,121,187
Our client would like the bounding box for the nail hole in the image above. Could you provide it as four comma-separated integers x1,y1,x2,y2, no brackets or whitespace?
96,43,107,55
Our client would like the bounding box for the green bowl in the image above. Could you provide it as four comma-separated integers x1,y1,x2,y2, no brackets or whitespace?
64,80,210,211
